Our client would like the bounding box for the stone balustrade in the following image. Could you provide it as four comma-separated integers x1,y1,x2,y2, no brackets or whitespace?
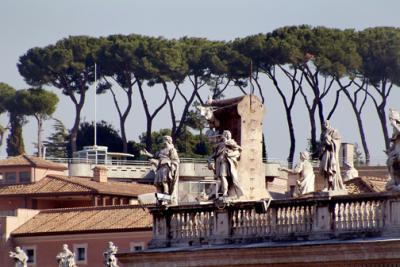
148,192,400,248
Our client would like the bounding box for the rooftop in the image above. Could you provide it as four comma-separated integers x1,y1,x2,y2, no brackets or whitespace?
0,174,155,197
11,205,152,236
345,176,387,194
0,154,67,170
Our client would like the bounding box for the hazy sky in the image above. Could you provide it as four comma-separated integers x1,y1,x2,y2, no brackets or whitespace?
1,0,400,163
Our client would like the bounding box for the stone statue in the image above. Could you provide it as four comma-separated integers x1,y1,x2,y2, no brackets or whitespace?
208,130,244,198
141,135,180,197
281,151,315,196
319,120,346,192
103,241,119,267
56,244,77,267
385,108,400,191
343,161,359,182
9,246,28,267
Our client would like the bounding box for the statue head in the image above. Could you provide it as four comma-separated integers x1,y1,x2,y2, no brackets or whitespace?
15,246,22,253
108,241,114,247
389,108,400,122
62,244,69,251
323,120,332,130
163,135,172,144
300,151,310,161
222,130,232,141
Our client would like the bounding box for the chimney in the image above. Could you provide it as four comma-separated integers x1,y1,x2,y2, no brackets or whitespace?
92,166,108,183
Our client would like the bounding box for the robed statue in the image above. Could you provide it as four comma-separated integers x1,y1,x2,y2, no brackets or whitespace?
386,108,400,191
9,246,28,267
208,130,244,198
281,151,315,196
319,120,345,192
141,135,180,197
56,244,77,267
103,241,119,267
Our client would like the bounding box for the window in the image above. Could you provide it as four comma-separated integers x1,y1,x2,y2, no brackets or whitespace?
5,172,16,184
22,246,36,265
130,242,144,252
19,171,31,183
74,244,87,264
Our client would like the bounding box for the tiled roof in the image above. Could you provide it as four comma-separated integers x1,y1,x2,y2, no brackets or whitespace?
11,205,152,236
345,176,387,194
0,174,155,197
0,154,67,170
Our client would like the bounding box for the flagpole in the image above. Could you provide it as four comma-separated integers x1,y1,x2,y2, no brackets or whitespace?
94,63,97,148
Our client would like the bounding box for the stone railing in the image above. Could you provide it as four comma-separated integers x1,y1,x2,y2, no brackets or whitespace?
148,192,400,248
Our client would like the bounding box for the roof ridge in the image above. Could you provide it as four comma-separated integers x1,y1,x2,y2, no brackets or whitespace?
23,154,37,167
39,204,146,213
47,174,97,192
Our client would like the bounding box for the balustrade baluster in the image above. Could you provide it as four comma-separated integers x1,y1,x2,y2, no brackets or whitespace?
365,201,371,229
377,201,385,228
371,201,377,228
338,203,343,230
303,206,309,232
355,202,361,230
300,206,304,232
360,202,366,230
170,214,176,239
245,209,251,236
276,208,281,234
239,209,244,236
284,207,289,234
345,203,350,230
334,203,339,231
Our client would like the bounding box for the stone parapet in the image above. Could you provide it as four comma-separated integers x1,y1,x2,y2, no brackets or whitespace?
148,192,400,248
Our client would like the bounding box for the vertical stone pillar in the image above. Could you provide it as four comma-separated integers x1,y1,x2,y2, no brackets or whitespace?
211,95,269,200
311,198,332,239
340,143,354,166
212,210,230,244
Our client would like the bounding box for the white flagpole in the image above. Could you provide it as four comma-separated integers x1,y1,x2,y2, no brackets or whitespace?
94,63,97,148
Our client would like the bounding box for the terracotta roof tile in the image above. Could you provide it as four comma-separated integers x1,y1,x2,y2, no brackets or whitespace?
345,176,387,194
11,205,152,236
0,154,67,170
48,174,156,197
0,176,92,195
0,174,155,197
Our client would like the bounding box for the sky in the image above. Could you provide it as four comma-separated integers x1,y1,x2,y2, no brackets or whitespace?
0,0,399,164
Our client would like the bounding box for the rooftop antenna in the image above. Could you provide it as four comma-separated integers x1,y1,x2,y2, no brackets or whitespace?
94,63,97,148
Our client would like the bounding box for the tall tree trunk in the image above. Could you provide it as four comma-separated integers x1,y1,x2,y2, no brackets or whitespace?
341,87,370,165
377,106,390,150
317,99,325,130
145,118,153,152
120,117,128,153
355,112,370,164
119,86,133,153
308,106,318,158
105,77,135,154
286,109,296,168
68,90,86,155
173,75,205,141
35,115,43,157
137,80,168,151
162,81,177,137
6,113,25,156
137,80,153,151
